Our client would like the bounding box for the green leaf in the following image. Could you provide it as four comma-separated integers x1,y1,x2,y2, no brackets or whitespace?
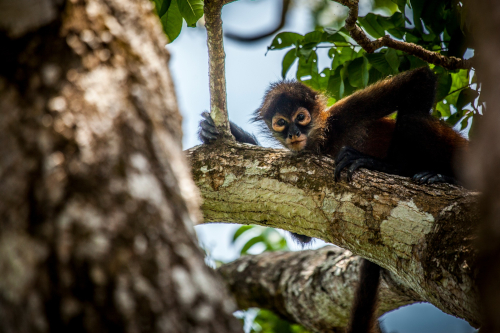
297,51,318,81
327,67,343,99
303,31,323,45
282,48,297,79
384,48,400,73
269,32,303,50
446,111,463,127
434,71,452,103
240,236,264,255
161,0,183,42
177,0,203,27
158,0,172,17
359,13,386,38
348,57,367,88
406,55,427,69
456,88,479,111
436,101,451,118
232,225,254,243
460,111,473,131
391,0,406,13
368,67,384,84
365,53,393,75
362,56,370,87
409,0,425,32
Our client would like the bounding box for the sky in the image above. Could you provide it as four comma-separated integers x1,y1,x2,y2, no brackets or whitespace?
166,1,475,332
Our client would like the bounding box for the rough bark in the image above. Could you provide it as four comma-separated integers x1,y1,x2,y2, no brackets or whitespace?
218,246,421,333
0,0,241,332
464,1,500,332
188,140,481,327
204,0,231,135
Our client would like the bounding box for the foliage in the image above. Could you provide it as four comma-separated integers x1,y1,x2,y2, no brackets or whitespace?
151,0,203,42
232,225,289,255
250,309,311,333
269,0,480,132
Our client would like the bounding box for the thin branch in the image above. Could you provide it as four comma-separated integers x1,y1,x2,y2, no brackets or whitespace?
333,0,472,70
225,0,290,43
204,0,231,135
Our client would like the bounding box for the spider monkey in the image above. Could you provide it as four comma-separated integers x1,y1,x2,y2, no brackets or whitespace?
199,66,468,333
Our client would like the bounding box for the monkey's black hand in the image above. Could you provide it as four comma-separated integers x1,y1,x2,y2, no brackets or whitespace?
412,171,460,186
199,112,259,145
199,111,220,144
334,146,398,182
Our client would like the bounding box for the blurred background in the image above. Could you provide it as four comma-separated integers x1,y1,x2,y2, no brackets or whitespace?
166,0,476,332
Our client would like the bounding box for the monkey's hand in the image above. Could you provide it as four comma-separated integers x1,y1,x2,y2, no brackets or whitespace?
334,146,399,182
199,111,220,144
198,111,259,145
412,171,461,186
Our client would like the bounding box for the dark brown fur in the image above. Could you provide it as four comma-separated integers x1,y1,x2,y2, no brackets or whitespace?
255,67,468,179
253,67,468,333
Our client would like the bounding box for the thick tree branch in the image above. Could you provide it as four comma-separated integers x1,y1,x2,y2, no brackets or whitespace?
188,141,480,326
333,0,472,70
218,247,421,332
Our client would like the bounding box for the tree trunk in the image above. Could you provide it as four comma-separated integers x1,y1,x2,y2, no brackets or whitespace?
0,0,241,332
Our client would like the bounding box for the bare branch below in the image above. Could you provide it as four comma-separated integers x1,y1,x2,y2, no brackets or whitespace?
334,0,472,70
218,247,420,332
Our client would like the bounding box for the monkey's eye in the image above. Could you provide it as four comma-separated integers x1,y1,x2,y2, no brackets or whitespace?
294,109,311,126
272,117,288,132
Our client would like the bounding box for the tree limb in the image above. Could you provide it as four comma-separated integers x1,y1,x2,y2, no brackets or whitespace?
333,0,472,70
224,0,290,43
218,246,421,332
204,0,231,135
188,141,480,327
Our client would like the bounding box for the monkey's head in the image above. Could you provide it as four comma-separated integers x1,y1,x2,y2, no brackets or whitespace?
253,81,327,152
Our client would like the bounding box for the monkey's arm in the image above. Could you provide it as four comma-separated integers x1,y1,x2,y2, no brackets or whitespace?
199,111,259,145
330,67,436,126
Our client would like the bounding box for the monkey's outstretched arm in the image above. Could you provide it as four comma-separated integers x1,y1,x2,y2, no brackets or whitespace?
330,67,436,126
199,112,259,145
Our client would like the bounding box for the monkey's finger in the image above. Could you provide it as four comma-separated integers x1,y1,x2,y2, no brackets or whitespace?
427,174,459,185
201,111,216,126
346,158,373,181
335,146,360,162
200,120,219,135
412,171,434,183
200,129,218,142
334,158,355,181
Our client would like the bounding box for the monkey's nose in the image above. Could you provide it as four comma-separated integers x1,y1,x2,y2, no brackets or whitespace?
289,130,300,139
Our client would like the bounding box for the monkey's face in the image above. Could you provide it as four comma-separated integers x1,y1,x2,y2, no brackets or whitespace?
271,107,312,151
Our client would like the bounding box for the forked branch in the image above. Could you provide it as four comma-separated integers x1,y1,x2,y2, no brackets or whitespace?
334,0,472,70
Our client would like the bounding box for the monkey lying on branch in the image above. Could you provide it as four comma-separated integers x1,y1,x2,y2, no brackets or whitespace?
199,67,468,333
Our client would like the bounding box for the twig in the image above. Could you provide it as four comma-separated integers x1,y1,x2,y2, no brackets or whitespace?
333,0,472,70
204,0,231,134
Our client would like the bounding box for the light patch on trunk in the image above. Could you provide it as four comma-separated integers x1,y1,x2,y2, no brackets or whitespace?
380,200,435,259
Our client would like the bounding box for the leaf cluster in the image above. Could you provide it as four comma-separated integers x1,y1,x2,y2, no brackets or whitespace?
269,0,479,131
232,225,289,255
151,0,203,42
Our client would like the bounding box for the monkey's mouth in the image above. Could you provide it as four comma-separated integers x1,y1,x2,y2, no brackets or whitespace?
287,139,307,151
